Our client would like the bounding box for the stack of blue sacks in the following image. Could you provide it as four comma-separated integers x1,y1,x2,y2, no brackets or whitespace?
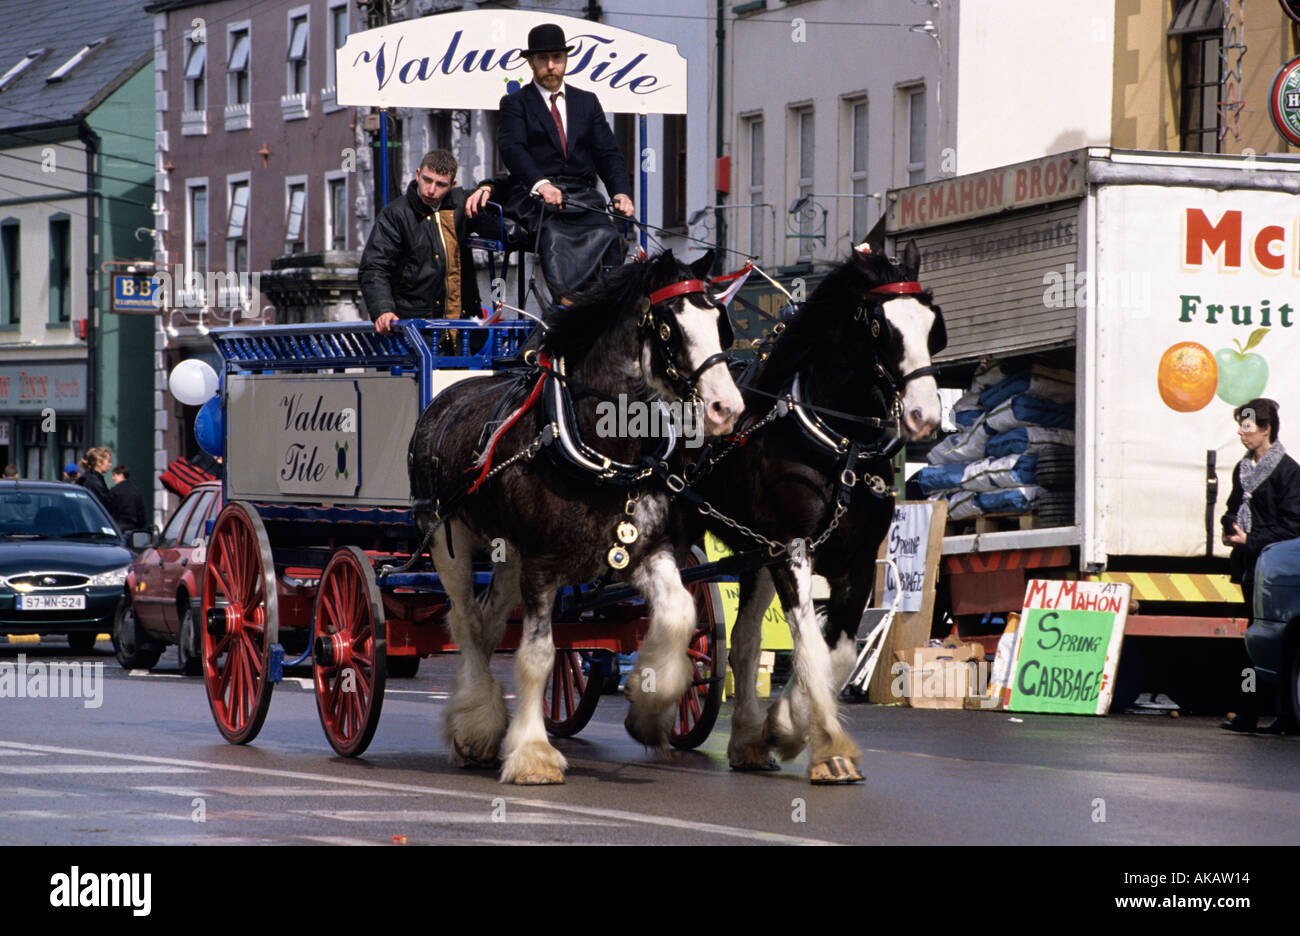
914,363,1075,522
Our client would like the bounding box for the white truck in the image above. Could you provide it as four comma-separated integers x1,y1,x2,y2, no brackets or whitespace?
883,147,1300,711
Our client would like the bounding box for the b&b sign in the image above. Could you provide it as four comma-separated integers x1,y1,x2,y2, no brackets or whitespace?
1007,579,1131,715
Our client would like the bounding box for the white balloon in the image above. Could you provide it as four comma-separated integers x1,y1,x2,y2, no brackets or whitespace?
168,359,219,406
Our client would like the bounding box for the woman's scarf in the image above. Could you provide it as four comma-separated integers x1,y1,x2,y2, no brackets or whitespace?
1237,441,1286,535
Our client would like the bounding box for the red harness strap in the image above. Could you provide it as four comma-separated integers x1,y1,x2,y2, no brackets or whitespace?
649,279,709,306
465,351,550,494
867,281,923,297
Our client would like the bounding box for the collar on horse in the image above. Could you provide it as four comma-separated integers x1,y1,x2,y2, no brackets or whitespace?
541,354,677,485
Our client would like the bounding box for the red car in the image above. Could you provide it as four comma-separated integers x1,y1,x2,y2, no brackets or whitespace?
115,482,223,672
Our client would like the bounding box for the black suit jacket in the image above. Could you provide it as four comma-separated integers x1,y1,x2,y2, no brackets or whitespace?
497,83,631,198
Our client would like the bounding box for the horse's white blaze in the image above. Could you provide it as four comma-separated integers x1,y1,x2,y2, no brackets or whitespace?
678,295,743,435
883,296,942,439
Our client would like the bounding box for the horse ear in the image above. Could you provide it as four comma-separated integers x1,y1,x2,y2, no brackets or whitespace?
902,240,922,279
689,250,715,280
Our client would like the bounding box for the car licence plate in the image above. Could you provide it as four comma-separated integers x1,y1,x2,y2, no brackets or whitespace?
17,595,86,610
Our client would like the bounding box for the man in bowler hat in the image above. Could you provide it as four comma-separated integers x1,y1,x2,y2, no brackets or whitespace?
497,23,634,299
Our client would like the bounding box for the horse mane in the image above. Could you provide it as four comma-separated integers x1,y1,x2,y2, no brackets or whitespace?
539,261,648,362
757,251,933,387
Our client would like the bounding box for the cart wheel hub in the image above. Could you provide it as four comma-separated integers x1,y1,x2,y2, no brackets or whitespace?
313,632,350,670
206,606,237,638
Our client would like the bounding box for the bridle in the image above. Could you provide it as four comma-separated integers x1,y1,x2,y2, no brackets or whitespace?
641,278,734,401
853,280,946,398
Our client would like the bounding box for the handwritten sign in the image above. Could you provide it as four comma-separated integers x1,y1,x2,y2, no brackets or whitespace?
274,382,360,498
880,502,933,613
702,532,792,651
1007,579,1130,715
336,9,687,114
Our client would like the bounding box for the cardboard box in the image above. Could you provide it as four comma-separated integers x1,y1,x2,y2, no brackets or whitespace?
893,638,987,709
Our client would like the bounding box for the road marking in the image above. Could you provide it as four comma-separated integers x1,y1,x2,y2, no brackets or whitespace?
0,765,205,775
133,785,423,798
0,740,837,846
381,689,450,700
128,670,185,678
0,750,45,756
295,809,622,827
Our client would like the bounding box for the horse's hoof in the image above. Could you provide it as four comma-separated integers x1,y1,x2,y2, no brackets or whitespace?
730,755,780,772
624,707,671,749
452,736,500,769
508,768,566,786
809,755,865,784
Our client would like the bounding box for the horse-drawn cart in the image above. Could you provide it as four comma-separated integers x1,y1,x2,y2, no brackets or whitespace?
199,319,728,757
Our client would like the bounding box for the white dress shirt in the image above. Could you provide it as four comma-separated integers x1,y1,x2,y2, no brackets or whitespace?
530,79,567,196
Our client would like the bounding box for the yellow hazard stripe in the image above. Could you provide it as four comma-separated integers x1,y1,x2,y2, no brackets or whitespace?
1088,572,1241,603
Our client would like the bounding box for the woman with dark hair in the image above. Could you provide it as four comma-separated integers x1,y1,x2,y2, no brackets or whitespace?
1221,398,1300,732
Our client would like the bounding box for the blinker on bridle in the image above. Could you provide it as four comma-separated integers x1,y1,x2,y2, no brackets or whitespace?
643,278,733,393
855,279,944,390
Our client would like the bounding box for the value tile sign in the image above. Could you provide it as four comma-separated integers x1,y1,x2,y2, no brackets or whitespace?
1007,579,1130,715
1267,56,1300,147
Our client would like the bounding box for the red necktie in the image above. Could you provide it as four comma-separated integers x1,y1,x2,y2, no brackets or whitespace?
550,91,567,159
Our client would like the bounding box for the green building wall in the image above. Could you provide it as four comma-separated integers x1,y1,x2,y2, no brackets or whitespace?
87,62,156,511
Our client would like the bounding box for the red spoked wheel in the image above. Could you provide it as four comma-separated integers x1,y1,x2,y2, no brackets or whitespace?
312,546,386,757
670,576,727,750
543,649,608,737
201,502,279,745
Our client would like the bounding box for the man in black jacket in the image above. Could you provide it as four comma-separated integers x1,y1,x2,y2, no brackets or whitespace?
359,149,491,343
497,23,634,300
108,465,148,532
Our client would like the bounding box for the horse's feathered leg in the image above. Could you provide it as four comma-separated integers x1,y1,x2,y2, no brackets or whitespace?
728,567,780,770
766,552,864,784
824,567,875,692
433,520,508,768
625,547,697,748
500,572,567,784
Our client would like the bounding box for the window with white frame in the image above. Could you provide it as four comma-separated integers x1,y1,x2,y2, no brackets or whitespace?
184,37,205,111
49,216,71,322
848,97,868,242
744,115,764,261
906,87,926,185
794,107,814,257
325,2,349,104
227,178,250,279
285,179,307,253
325,175,348,251
188,183,208,281
0,49,44,92
227,26,250,106
1,220,19,327
287,12,308,97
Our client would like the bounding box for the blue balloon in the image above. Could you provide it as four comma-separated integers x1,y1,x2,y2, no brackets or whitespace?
195,396,223,458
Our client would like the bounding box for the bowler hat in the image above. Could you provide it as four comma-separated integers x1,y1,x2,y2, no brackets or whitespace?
524,23,570,56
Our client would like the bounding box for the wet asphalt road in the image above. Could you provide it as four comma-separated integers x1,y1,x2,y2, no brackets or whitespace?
1,637,1298,849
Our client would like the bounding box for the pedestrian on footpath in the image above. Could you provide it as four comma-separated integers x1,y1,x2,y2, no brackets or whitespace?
107,464,147,532
1221,398,1300,733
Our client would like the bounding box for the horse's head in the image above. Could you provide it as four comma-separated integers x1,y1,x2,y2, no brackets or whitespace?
842,241,945,440
638,250,744,435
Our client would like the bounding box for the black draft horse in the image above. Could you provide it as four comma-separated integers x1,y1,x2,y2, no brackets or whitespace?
683,242,945,783
409,250,744,785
